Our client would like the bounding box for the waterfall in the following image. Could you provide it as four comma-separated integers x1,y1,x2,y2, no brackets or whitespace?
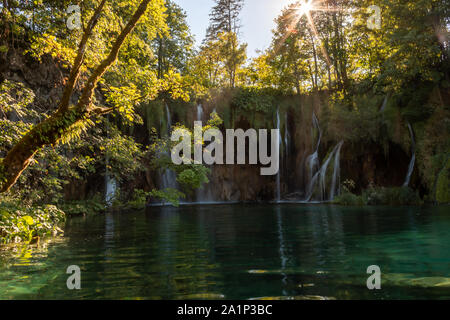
330,141,344,200
380,94,389,112
105,116,116,206
275,108,281,202
160,104,177,190
317,145,336,200
105,172,117,206
165,103,172,132
403,122,416,187
197,104,204,122
194,104,216,203
305,122,344,204
305,141,344,202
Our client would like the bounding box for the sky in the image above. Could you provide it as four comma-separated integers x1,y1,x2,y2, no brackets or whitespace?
173,0,296,58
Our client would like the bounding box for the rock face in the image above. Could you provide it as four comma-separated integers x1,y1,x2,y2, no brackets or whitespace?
197,165,276,202
1,49,67,113
340,142,412,193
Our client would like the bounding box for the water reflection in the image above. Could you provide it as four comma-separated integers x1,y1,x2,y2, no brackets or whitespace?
0,205,449,299
275,206,288,295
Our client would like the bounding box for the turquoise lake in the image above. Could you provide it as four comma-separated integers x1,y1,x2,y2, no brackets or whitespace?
0,204,449,300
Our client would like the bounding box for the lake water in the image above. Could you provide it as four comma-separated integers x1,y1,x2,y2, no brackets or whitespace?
0,204,449,300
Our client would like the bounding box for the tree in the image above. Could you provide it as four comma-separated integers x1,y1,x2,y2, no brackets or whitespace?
189,41,223,87
217,31,247,88
204,0,244,41
153,0,195,78
201,0,247,88
0,0,164,193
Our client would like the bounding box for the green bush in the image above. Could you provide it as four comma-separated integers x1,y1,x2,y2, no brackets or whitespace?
0,200,65,244
60,197,105,216
125,189,151,209
364,186,422,206
333,192,366,206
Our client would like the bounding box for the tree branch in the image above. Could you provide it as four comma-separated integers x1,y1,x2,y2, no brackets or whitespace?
57,0,107,114
75,0,151,113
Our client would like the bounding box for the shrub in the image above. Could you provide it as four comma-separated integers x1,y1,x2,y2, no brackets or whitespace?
60,197,105,216
333,192,366,206
364,186,422,206
0,199,65,244
125,189,151,209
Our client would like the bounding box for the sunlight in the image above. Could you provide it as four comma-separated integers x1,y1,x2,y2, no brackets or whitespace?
296,0,314,17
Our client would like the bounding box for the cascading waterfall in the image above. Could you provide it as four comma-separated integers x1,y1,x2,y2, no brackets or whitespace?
160,104,177,190
165,103,172,131
380,94,389,112
105,163,117,206
330,141,344,200
403,122,416,187
197,103,204,122
305,141,344,202
304,112,344,202
195,103,215,203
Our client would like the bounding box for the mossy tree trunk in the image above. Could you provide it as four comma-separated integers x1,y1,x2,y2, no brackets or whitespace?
0,0,152,193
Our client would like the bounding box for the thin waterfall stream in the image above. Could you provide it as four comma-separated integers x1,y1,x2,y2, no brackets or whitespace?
403,122,416,187
160,104,177,190
305,112,344,202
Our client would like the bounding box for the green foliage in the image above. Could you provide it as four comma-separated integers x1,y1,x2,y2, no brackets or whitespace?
149,188,185,207
335,185,423,206
324,94,387,145
364,187,423,206
126,189,151,209
103,124,146,183
0,80,36,118
231,87,276,113
334,179,423,206
436,158,450,204
176,165,210,191
60,197,105,217
152,0,195,76
0,197,65,244
333,193,366,206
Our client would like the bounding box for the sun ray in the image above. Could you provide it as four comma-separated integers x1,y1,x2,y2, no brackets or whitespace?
284,0,335,67
272,0,343,60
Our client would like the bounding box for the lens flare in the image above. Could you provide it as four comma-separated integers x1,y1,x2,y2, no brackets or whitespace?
297,0,313,17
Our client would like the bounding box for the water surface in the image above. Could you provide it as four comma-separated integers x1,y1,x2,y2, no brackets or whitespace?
1,204,449,300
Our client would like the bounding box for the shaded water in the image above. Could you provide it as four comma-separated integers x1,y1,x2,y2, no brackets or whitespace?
1,205,450,300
